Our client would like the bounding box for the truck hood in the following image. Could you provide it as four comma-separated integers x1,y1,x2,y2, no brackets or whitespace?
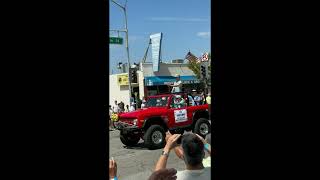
119,107,167,119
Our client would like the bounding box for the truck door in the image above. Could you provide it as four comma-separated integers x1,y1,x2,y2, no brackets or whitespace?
167,94,192,129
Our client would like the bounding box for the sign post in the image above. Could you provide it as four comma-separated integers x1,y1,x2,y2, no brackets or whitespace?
110,0,132,101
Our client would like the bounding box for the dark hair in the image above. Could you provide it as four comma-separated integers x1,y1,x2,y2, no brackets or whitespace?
181,134,205,166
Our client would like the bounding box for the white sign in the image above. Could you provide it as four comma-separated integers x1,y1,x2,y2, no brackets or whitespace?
202,52,209,62
150,33,162,72
174,109,188,123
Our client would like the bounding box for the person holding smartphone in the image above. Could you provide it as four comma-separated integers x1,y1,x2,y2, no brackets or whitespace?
154,132,211,180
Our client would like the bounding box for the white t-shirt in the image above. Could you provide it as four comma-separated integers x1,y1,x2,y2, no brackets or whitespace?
176,167,211,180
113,105,119,113
129,105,135,112
171,80,182,93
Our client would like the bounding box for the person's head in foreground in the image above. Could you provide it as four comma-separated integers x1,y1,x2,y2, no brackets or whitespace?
180,133,205,169
156,132,211,180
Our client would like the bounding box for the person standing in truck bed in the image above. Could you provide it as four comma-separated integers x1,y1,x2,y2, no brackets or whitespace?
168,74,182,93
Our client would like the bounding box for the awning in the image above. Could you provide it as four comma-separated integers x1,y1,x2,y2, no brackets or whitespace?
145,76,200,86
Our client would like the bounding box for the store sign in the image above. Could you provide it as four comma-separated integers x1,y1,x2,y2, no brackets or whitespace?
183,80,201,84
164,82,173,85
117,74,129,86
144,76,200,86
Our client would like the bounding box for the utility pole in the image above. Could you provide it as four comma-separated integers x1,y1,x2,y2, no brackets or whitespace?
111,0,132,99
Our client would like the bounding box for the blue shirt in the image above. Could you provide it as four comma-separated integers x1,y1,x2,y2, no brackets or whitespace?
194,96,202,105
188,95,195,106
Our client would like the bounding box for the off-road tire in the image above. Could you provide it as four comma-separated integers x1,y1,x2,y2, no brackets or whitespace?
193,118,211,138
144,125,166,150
120,133,140,146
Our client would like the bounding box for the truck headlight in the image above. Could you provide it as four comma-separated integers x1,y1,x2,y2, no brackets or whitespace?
133,119,138,126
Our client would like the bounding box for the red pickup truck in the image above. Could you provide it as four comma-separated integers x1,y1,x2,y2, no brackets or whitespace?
115,93,210,149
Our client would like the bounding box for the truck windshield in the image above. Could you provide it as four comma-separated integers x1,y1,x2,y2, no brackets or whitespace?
146,96,168,107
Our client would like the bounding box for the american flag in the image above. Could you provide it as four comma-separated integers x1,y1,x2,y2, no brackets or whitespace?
197,56,202,63
185,51,199,63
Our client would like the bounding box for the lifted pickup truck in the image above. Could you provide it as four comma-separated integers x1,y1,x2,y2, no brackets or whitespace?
115,93,210,149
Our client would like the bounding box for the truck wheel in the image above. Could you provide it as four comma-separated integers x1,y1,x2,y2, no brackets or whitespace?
193,118,211,137
120,134,140,146
144,125,166,150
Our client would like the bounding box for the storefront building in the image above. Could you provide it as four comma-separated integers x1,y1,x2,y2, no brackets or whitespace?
141,62,201,97
109,61,202,107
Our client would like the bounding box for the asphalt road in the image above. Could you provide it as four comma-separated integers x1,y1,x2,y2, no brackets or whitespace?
109,130,186,180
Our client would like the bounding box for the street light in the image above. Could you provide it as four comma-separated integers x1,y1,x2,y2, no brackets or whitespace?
111,0,132,99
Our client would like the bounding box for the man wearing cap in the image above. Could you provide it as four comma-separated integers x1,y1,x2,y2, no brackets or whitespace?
173,95,185,108
168,74,182,93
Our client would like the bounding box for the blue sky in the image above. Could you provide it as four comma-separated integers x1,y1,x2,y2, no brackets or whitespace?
109,0,211,74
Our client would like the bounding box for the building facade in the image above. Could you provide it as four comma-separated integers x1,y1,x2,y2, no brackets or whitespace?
109,62,202,107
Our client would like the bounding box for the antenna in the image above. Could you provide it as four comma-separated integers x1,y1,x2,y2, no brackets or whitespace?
160,33,163,63
142,38,151,63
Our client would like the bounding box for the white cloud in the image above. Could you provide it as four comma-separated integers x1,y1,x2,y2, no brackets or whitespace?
147,17,209,22
196,32,211,38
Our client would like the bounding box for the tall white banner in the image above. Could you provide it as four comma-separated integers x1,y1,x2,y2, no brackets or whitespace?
150,33,162,72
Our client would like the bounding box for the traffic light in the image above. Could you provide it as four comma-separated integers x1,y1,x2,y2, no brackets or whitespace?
200,63,207,80
129,68,137,83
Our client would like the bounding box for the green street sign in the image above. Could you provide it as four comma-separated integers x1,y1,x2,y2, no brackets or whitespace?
110,37,123,44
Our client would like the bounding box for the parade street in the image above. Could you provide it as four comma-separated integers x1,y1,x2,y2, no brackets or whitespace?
109,130,185,180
